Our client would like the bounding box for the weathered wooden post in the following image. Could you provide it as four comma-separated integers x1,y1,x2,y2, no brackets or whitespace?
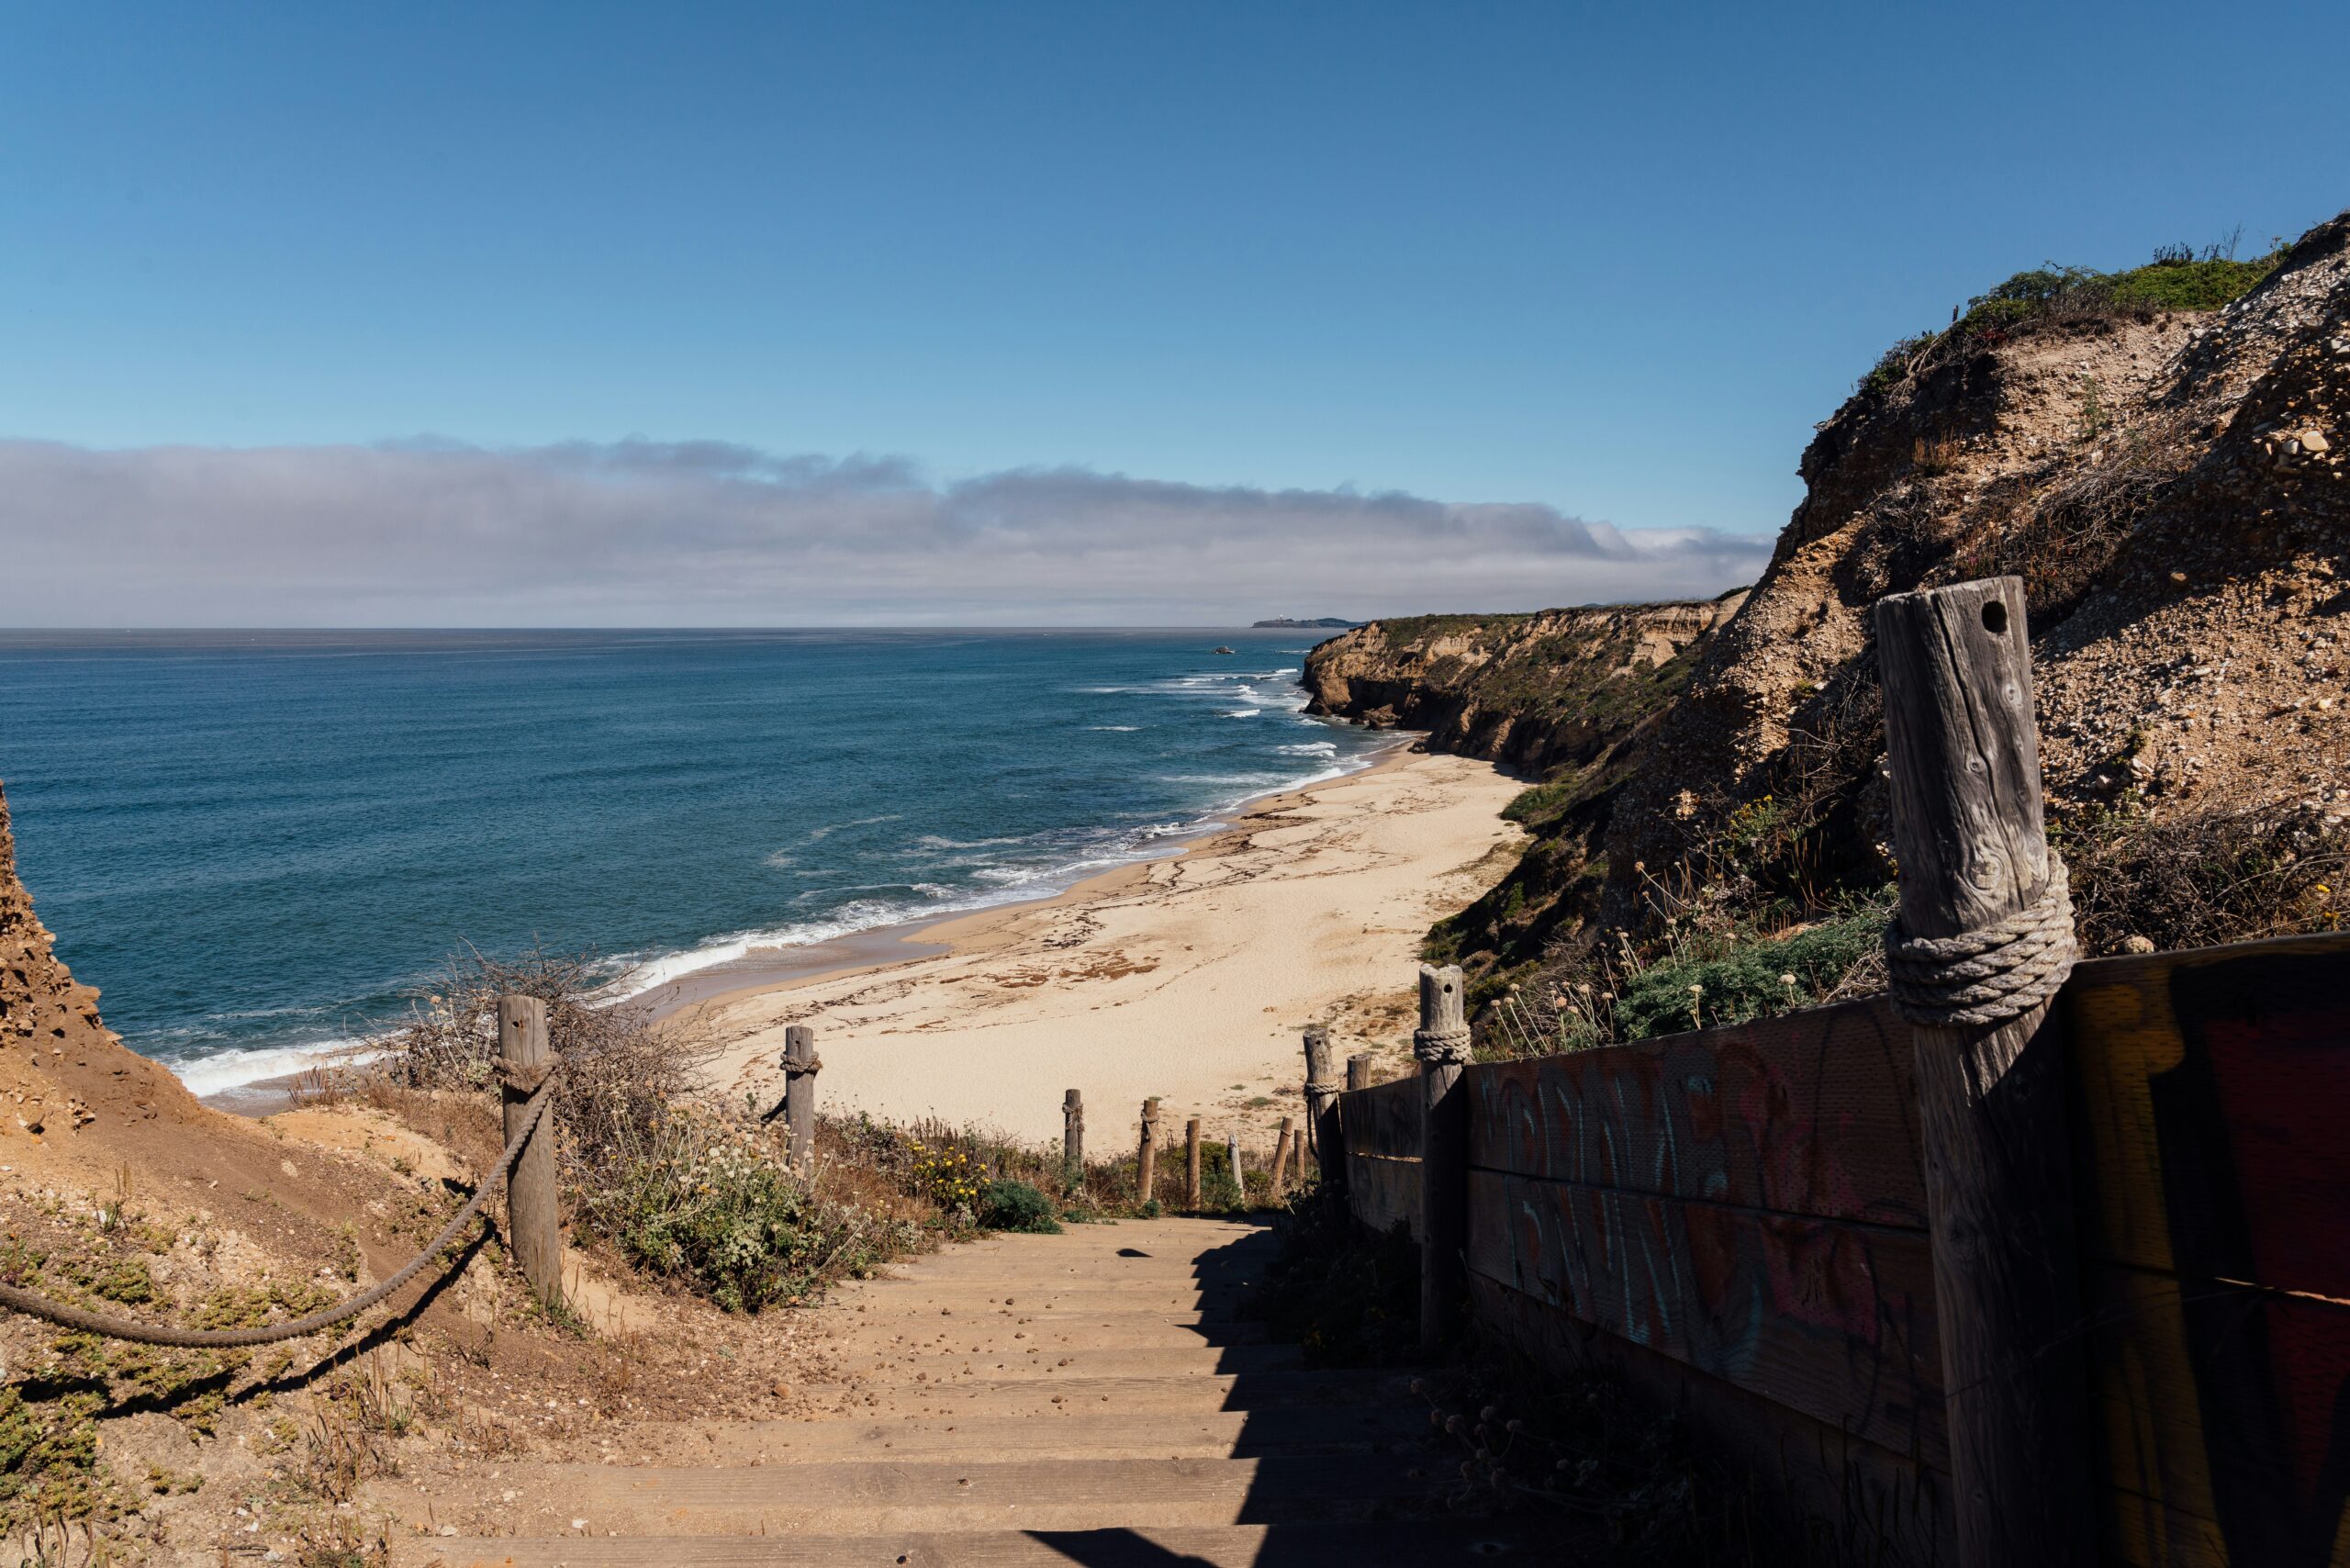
1269,1116,1295,1197
1226,1129,1242,1197
1345,1052,1372,1092
782,1024,820,1175
1875,577,2093,1567
1062,1089,1084,1190
1289,1128,1306,1188
496,994,562,1307
1415,963,1471,1350
1303,1026,1343,1191
1136,1097,1161,1204
1184,1118,1203,1209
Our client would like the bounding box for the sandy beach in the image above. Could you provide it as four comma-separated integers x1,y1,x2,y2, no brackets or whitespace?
687,749,1525,1144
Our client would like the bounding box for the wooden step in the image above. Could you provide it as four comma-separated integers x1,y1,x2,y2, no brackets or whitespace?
375,1452,1449,1536
827,1343,1303,1383
743,1404,1430,1460
393,1518,1550,1566
827,1315,1270,1351
801,1368,1415,1417
835,1289,1254,1321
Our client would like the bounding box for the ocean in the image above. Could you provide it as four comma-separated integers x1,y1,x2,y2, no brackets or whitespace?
0,628,1383,1096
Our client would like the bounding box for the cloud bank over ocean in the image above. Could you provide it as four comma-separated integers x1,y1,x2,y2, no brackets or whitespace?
0,438,1772,624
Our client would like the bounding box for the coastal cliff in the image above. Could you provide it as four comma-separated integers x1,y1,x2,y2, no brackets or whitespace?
1306,211,2350,1002
1301,599,1744,967
1300,598,1743,775
0,779,211,1159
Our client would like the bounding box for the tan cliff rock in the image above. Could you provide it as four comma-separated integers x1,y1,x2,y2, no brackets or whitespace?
1301,597,1744,777
1614,211,2350,903
1304,211,2349,983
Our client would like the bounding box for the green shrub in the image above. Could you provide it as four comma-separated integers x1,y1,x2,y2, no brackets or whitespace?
2105,253,2279,312
978,1179,1062,1234
1866,239,2285,397
1860,331,1938,394
0,1387,118,1537
1501,772,1583,825
1611,899,1889,1042
581,1112,921,1312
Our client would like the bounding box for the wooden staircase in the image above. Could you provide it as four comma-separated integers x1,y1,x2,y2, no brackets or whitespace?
386,1216,1546,1564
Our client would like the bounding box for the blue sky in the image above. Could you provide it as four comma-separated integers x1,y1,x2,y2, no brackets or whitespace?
0,3,2342,622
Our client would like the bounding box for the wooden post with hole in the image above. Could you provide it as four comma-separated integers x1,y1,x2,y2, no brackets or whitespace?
1416,963,1470,1351
1184,1118,1203,1209
1875,577,2093,1567
1345,1052,1372,1092
1304,1026,1342,1191
782,1025,819,1175
1136,1097,1161,1204
496,994,563,1308
1270,1116,1295,1197
1062,1089,1083,1190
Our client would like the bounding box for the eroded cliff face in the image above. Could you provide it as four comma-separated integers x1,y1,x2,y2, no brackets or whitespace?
1301,599,1744,964
1614,213,2350,913
1304,213,2350,988
1302,599,1743,776
0,780,229,1178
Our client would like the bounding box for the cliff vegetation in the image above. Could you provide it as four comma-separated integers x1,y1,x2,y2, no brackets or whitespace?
1307,212,2350,1057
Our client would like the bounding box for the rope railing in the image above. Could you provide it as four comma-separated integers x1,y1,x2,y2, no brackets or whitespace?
0,1077,555,1350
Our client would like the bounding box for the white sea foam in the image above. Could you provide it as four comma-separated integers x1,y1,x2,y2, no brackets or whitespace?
169,1038,377,1098
1086,724,1141,732
1223,709,1260,719
1276,742,1339,756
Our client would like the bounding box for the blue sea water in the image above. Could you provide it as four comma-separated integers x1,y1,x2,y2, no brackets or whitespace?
0,629,1382,1095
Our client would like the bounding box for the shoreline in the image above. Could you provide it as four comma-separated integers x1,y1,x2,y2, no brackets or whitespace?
690,745,1526,1144
197,736,1426,1120
642,737,1426,1025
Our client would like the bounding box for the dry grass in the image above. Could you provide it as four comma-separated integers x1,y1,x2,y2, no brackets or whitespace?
2061,798,2346,953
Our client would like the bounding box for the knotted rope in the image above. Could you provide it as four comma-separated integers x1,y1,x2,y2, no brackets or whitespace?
0,1078,556,1349
1884,856,2077,1027
1412,1025,1473,1068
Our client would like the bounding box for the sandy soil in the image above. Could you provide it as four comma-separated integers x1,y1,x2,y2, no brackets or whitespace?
685,749,1525,1144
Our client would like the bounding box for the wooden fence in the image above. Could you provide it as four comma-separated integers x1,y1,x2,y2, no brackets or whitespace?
1327,577,2349,1566
1334,932,2350,1564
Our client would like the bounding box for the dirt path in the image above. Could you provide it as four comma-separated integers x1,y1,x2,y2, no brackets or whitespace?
374,1217,1543,1564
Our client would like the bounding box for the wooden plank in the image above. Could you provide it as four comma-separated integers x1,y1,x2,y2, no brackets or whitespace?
1468,1272,1954,1566
1337,1076,1422,1160
2082,1260,2350,1567
2065,934,2350,1294
1466,1167,1945,1467
2062,935,2350,1566
2102,1486,2230,1568
1344,1155,1420,1240
1464,995,1928,1227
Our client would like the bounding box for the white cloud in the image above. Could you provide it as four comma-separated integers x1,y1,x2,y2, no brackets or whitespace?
0,438,1770,624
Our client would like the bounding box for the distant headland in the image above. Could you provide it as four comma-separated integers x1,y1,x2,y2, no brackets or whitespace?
1251,616,1359,629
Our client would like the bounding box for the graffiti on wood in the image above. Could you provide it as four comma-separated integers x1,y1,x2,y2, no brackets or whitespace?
1468,997,1929,1228
1467,1168,1944,1465
2066,934,2350,1568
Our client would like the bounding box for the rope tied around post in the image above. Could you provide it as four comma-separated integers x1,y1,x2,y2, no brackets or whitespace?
494,1057,555,1093
0,1076,557,1350
1884,855,2078,1026
1411,1026,1472,1067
